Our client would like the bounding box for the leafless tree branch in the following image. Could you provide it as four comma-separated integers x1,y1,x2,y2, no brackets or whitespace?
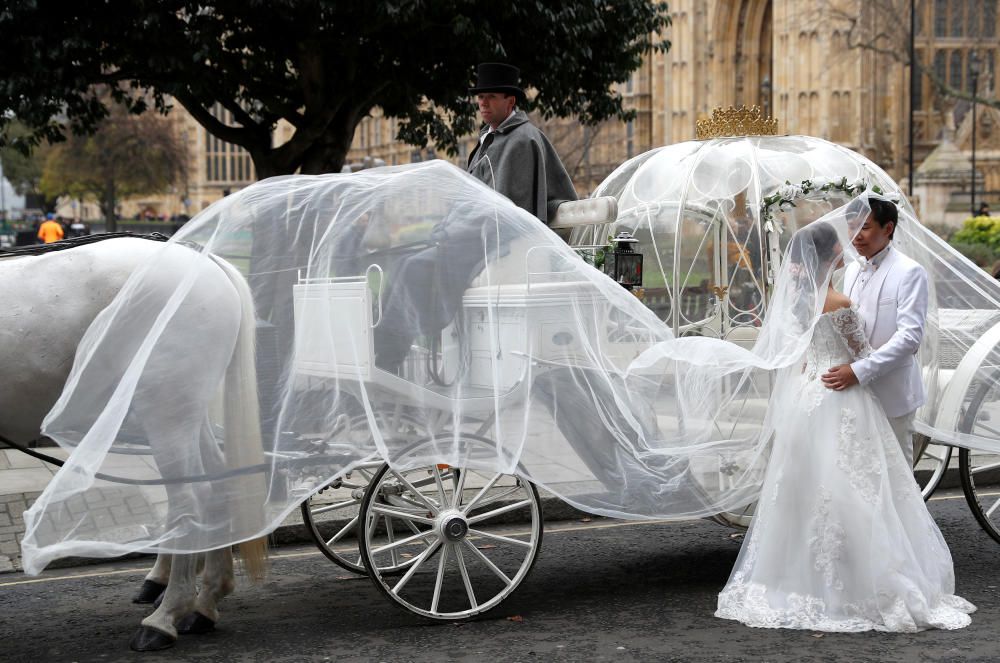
817,0,1000,110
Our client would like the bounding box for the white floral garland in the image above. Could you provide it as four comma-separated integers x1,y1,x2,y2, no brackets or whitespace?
580,176,881,269
760,177,878,234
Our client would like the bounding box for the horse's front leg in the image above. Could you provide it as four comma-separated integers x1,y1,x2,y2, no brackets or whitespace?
177,547,235,634
129,553,200,651
132,553,172,604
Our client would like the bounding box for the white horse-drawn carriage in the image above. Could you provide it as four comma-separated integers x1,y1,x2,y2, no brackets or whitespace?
9,125,1000,647
293,132,1000,622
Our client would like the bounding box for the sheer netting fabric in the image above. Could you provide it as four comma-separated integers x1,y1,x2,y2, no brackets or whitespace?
573,136,1000,456
19,162,855,572
15,158,996,576
890,209,1000,454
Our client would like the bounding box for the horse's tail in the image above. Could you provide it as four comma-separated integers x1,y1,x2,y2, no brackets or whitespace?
214,256,269,582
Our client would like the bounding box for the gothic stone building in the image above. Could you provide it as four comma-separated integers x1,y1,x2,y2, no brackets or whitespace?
348,0,1000,226
66,1,1000,228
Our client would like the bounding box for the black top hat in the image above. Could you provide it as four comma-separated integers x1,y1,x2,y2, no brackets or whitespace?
469,63,526,103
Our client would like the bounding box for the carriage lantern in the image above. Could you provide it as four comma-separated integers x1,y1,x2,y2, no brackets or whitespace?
604,231,643,290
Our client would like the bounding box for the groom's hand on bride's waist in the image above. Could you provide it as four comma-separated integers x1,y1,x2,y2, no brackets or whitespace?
821,365,859,391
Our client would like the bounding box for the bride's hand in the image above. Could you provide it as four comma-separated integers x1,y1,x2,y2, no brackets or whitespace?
821,364,858,391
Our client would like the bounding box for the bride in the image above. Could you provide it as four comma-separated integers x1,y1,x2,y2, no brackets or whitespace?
715,216,975,632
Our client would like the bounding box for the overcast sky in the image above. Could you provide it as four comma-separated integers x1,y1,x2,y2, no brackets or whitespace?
1,175,25,213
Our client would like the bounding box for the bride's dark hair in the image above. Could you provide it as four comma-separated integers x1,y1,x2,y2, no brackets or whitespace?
788,221,840,267
787,222,841,329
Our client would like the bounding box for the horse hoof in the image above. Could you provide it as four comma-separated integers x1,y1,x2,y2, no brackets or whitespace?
177,611,216,635
129,626,176,652
153,589,165,609
132,580,167,604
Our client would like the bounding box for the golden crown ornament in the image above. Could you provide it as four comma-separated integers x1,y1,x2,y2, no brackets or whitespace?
696,105,778,140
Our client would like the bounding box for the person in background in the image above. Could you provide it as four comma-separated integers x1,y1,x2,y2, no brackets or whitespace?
976,202,990,217
68,219,90,238
37,214,65,244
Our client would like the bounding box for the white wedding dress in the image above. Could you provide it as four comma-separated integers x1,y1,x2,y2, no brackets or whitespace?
716,307,975,632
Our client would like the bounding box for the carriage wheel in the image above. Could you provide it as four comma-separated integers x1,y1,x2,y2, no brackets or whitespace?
300,461,382,574
958,448,1000,545
300,411,427,574
359,462,543,620
913,436,952,501
959,375,1000,544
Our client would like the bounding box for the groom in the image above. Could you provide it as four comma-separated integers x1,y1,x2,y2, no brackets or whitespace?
821,197,929,467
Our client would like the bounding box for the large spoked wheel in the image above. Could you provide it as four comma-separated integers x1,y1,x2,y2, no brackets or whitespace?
958,448,1000,544
359,462,543,620
913,435,952,501
300,462,381,574
300,410,427,573
959,375,1000,544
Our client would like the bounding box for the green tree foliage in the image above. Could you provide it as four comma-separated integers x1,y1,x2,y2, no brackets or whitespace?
0,122,47,198
951,216,1000,250
0,1,670,177
950,215,1000,268
39,100,187,232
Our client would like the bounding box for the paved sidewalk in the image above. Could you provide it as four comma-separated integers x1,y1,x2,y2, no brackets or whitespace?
0,447,62,573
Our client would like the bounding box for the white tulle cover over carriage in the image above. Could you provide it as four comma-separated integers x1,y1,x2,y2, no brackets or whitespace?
19,125,1000,621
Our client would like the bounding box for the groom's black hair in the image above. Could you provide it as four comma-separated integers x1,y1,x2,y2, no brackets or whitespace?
869,198,898,239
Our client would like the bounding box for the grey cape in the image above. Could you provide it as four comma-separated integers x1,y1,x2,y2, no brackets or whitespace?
466,110,578,224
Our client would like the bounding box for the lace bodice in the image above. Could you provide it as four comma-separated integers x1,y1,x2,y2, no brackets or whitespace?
803,307,872,379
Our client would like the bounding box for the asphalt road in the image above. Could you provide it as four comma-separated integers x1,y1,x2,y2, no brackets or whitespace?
1,491,999,663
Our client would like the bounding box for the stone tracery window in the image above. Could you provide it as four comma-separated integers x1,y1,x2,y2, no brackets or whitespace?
830,91,841,141
952,1,964,36
797,92,809,134
933,50,947,85
950,50,963,89
915,48,924,111
935,0,948,36
840,92,852,142
927,0,1000,38
204,104,254,185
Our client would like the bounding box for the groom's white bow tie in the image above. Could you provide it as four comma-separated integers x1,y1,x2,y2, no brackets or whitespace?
858,244,892,275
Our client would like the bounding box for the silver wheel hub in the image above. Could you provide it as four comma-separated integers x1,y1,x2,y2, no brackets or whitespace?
438,510,469,542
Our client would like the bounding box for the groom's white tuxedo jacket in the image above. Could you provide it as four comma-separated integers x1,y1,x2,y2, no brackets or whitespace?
843,245,929,418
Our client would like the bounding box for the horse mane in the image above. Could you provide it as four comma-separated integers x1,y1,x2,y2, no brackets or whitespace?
0,231,169,260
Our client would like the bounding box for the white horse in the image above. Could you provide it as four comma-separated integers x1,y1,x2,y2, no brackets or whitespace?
0,237,267,651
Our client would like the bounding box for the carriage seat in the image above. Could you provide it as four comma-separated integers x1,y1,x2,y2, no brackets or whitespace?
292,198,619,384
548,196,618,233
